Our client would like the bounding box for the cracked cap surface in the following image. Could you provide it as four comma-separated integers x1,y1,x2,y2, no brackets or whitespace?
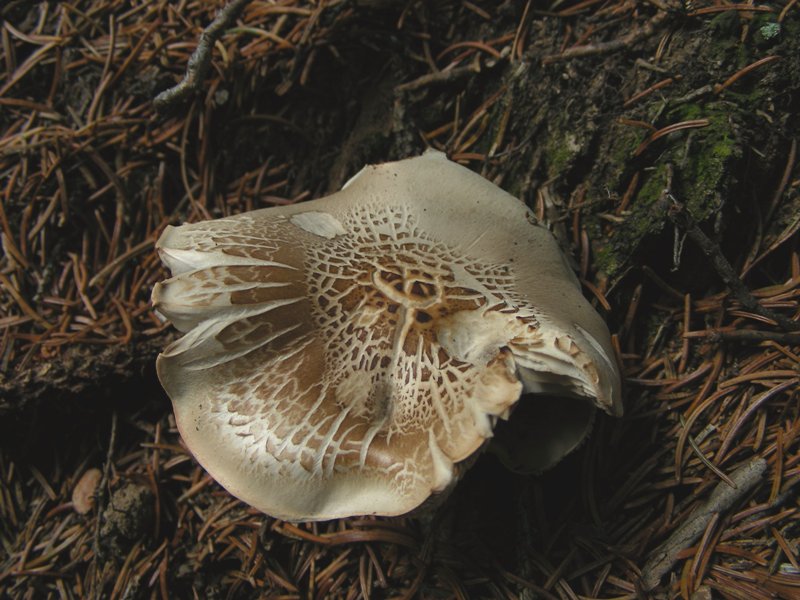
152,151,621,521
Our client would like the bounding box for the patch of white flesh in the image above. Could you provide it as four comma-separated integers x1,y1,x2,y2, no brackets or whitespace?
434,310,515,368
159,246,296,273
512,331,595,398
158,247,211,275
427,429,454,492
573,324,614,371
289,211,346,239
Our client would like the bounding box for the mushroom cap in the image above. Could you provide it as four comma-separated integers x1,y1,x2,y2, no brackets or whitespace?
153,151,621,521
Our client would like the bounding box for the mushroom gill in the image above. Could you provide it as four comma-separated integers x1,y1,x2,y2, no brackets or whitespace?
152,150,622,521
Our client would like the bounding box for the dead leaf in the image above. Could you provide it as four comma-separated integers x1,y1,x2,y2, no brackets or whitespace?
72,468,102,514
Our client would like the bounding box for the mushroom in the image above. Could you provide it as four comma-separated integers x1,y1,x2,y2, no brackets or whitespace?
152,150,621,521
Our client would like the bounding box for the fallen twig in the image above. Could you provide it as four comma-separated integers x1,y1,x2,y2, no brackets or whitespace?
395,65,480,94
543,12,667,63
713,55,780,95
684,329,800,345
659,165,799,331
153,0,253,112
634,119,710,156
641,458,768,590
93,411,118,568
